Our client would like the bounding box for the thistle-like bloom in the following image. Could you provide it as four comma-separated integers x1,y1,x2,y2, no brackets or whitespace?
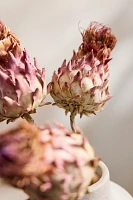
0,46,46,123
0,20,20,64
49,51,111,130
77,21,117,61
0,121,98,200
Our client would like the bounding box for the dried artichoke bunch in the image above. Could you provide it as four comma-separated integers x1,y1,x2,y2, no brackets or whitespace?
0,121,98,200
0,45,47,123
49,22,117,131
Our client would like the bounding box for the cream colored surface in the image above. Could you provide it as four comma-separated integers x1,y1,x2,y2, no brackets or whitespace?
0,0,133,196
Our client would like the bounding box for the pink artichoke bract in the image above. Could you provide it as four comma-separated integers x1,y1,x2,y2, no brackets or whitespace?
0,46,46,123
0,121,98,200
49,51,111,130
78,21,117,61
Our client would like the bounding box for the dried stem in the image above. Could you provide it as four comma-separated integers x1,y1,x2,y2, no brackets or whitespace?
22,113,34,124
70,111,76,132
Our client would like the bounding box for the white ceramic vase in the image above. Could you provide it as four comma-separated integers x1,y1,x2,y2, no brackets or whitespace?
82,161,132,200
0,162,132,200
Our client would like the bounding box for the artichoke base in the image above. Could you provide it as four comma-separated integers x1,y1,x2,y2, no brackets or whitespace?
52,98,107,131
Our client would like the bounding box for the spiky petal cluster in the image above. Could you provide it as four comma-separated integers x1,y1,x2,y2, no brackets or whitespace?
0,46,46,123
77,21,117,61
0,21,20,63
0,121,98,200
49,51,111,130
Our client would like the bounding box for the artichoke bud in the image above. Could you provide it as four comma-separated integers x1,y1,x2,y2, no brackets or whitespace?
0,45,47,123
49,51,111,130
0,121,98,200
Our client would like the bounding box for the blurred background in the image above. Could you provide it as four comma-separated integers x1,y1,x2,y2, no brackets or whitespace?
0,0,133,197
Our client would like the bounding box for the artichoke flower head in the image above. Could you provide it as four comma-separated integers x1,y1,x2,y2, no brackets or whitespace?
0,21,47,123
77,21,117,62
0,121,98,200
49,22,117,131
0,45,47,123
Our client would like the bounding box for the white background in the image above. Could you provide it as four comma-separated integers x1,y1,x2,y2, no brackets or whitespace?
0,0,133,197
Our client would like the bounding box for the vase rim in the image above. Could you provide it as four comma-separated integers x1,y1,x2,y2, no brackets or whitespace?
88,161,110,193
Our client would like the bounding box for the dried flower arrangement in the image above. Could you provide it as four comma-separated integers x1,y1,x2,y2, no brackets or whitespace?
0,20,116,200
